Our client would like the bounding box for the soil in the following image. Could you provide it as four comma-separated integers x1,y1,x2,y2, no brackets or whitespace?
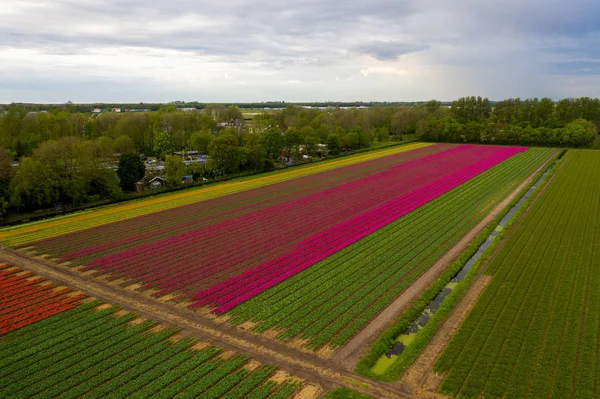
333,157,554,371
0,246,413,399
295,384,323,399
402,274,491,397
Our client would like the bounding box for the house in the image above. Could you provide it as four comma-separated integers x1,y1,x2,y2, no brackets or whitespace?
112,108,121,113
217,120,243,128
148,176,165,189
92,108,102,113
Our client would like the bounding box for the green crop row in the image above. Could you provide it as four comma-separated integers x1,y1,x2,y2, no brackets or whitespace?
230,148,556,349
0,303,302,398
355,149,561,381
435,150,600,398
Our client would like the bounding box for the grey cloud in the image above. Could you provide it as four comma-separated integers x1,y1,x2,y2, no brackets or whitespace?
355,41,427,60
2,0,600,102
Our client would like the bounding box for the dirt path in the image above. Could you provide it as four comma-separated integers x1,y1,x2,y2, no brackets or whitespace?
0,247,413,399
333,156,555,371
402,274,491,397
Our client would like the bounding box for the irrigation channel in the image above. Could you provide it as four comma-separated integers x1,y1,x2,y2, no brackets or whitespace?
370,163,555,375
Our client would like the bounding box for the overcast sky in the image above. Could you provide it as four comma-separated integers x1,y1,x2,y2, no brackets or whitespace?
1,0,599,103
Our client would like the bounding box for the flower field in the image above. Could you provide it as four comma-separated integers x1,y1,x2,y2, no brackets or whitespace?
0,142,433,247
19,145,528,312
0,265,85,335
434,150,600,399
229,148,556,349
0,273,309,399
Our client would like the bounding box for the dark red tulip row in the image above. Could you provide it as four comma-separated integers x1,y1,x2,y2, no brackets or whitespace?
31,144,449,260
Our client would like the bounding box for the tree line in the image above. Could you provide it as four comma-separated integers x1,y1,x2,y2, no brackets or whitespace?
0,97,598,220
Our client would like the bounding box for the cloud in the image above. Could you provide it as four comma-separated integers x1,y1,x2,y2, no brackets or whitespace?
1,0,600,102
355,41,427,61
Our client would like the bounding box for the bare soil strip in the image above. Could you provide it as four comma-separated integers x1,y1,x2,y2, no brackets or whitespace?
402,274,492,397
333,156,554,371
0,247,412,399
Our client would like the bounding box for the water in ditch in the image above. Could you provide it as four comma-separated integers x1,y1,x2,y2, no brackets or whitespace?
371,165,554,375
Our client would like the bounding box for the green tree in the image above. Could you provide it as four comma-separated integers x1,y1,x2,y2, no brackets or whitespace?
164,155,186,186
153,131,176,159
117,152,145,191
0,147,13,218
189,131,214,153
207,134,245,174
283,127,302,157
260,128,285,159
10,157,60,210
326,134,341,155
242,132,267,171
113,135,136,154
95,136,114,159
343,132,360,150
424,100,442,114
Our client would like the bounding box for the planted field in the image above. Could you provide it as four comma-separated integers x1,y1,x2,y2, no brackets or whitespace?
20,145,527,312
434,150,600,399
0,142,433,246
0,299,306,398
0,265,85,335
229,148,555,349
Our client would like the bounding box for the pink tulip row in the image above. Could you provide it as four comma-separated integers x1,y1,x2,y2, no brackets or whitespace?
41,143,449,259
81,145,500,297
192,146,527,313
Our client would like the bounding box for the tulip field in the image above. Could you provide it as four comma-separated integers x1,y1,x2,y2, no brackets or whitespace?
0,265,85,335
229,147,555,348
3,143,558,353
0,142,434,247
0,268,308,399
434,150,600,399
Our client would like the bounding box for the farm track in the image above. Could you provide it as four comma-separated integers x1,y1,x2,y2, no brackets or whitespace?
332,154,554,371
0,247,413,399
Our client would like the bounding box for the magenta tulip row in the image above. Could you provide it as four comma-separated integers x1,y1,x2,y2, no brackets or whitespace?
191,146,527,313
40,143,449,259
80,145,488,296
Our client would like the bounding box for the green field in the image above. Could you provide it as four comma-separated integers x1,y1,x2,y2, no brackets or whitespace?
435,150,600,399
0,301,302,399
229,148,556,349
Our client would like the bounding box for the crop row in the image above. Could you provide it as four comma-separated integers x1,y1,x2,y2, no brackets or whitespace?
0,266,84,335
74,145,496,301
193,146,527,312
229,148,555,349
32,143,448,261
434,150,600,399
0,301,304,398
2,142,434,246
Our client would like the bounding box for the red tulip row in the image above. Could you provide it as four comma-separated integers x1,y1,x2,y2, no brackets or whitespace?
0,267,85,335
